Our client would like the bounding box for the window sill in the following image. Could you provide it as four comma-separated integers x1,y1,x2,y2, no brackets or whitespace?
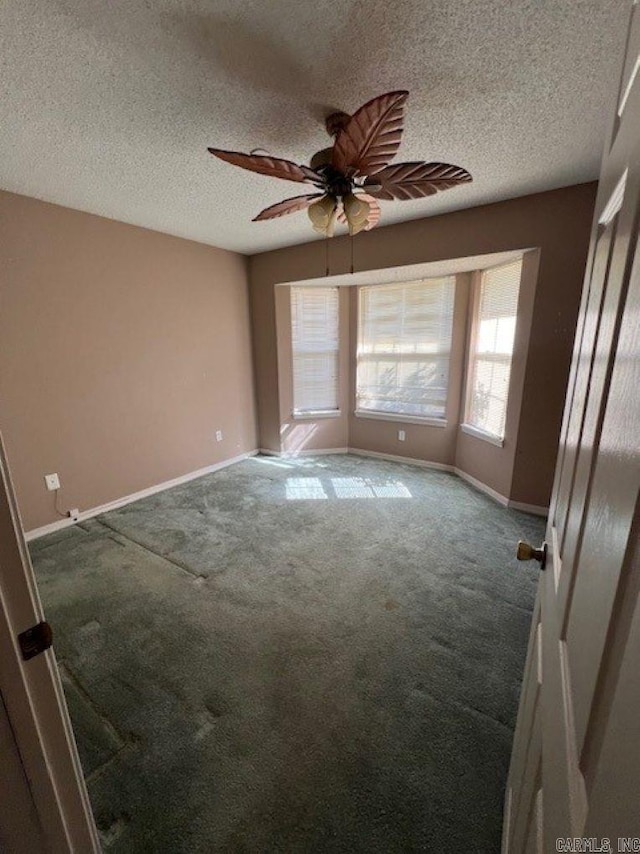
460,423,504,447
292,410,342,421
354,410,448,428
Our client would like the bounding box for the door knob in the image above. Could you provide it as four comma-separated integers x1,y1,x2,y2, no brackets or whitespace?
516,540,547,569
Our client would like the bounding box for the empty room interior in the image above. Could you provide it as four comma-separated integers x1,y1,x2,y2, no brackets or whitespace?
2,1,640,852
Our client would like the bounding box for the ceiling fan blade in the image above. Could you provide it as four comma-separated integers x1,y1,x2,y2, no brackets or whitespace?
331,90,408,178
363,161,472,200
208,148,323,185
252,194,325,221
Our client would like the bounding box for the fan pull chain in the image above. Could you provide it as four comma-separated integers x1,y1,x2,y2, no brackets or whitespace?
350,234,354,275
325,237,330,277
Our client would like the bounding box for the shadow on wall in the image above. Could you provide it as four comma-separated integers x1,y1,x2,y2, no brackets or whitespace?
280,422,319,454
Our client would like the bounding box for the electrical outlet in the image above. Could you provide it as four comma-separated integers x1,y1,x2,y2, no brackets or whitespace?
68,508,80,522
215,430,223,442
398,430,406,442
44,473,60,491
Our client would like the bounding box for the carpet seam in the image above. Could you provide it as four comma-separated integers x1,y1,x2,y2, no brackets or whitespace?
94,517,206,580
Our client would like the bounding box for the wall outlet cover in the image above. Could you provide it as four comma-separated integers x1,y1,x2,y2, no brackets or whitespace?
216,430,223,442
44,473,60,491
68,508,80,521
398,430,406,441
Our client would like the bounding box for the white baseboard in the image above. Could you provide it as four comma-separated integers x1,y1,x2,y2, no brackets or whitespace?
258,447,349,458
454,467,509,507
454,468,548,516
345,450,548,515
507,499,548,517
25,451,258,541
347,447,454,473
348,449,548,514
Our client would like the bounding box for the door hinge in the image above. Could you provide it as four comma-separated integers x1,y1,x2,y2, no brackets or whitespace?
18,621,53,661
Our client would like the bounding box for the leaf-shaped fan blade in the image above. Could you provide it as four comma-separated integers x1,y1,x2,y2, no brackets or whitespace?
363,162,472,201
208,148,323,185
331,90,409,178
252,194,324,221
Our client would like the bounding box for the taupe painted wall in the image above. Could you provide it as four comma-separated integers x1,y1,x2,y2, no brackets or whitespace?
249,183,596,507
0,190,257,531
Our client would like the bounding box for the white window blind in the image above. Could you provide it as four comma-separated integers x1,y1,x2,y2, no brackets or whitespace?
356,277,456,420
291,286,339,414
466,260,523,440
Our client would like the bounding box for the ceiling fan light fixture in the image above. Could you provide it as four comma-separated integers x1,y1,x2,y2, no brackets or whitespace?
308,195,338,237
343,193,371,236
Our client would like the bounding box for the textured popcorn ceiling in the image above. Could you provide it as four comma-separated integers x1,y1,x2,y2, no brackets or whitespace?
0,0,629,254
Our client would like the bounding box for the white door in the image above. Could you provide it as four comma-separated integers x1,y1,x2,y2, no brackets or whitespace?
503,1,640,850
0,691,46,852
0,432,100,852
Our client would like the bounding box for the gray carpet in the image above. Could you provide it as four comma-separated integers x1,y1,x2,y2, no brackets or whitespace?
30,454,544,853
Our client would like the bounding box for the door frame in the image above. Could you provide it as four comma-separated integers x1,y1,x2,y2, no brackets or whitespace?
0,432,100,852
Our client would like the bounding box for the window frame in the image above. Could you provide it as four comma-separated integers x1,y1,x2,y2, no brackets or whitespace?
290,285,341,419
354,277,456,425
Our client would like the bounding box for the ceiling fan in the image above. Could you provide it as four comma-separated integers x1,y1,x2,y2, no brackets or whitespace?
207,90,472,238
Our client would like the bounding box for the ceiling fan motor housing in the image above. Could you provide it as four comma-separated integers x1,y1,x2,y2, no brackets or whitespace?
325,111,351,137
321,167,353,200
